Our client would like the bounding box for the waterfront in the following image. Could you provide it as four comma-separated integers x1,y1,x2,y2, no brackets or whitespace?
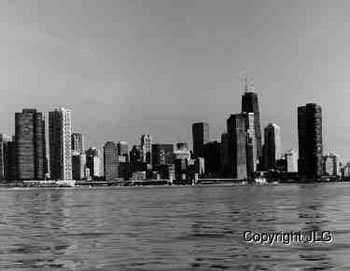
0,183,349,270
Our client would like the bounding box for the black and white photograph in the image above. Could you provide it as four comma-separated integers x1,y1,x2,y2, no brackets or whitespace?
0,0,348,270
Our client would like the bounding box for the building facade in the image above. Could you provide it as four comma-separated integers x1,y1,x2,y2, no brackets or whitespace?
15,109,46,180
323,152,340,176
243,112,257,176
298,103,323,179
117,141,129,162
242,90,262,164
285,149,298,172
192,122,209,158
49,108,72,180
0,134,12,181
152,144,174,165
71,133,84,153
223,114,247,179
141,134,152,164
104,141,119,181
263,123,282,170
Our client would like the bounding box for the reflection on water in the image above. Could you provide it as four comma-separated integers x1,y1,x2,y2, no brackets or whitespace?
0,183,350,270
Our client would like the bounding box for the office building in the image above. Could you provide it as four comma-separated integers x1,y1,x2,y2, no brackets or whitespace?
203,141,221,177
49,108,72,180
298,103,323,179
0,134,12,181
104,141,119,181
285,149,298,172
71,133,84,153
263,123,282,170
243,112,257,176
15,109,46,180
222,114,247,179
152,144,174,165
141,134,152,164
117,141,129,162
174,142,191,160
323,152,340,176
192,122,209,158
242,87,262,163
86,147,101,178
72,152,86,180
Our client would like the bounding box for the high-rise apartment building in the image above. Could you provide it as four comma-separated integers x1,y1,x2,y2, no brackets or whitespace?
263,123,282,170
298,103,323,179
49,108,72,180
192,122,209,158
323,152,340,176
104,141,119,181
71,133,84,153
141,134,152,164
15,109,46,180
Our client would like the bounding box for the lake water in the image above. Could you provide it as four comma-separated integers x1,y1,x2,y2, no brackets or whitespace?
0,183,349,270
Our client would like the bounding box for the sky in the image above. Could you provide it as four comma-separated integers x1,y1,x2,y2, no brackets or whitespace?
0,0,350,160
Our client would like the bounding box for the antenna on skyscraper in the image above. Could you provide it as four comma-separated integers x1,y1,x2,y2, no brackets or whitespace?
239,71,249,93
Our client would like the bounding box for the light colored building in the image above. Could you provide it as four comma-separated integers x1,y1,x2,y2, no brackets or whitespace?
174,142,191,161
323,152,340,176
263,123,282,170
49,108,72,180
104,141,118,181
86,147,101,178
141,135,152,163
71,133,84,153
285,149,298,172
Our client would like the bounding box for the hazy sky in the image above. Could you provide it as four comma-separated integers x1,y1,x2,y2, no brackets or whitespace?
0,0,350,159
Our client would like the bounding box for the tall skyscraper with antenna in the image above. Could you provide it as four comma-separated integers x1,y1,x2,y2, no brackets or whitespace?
241,75,262,166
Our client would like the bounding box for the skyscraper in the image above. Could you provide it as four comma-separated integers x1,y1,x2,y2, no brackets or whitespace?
285,149,298,172
298,103,323,180
242,87,262,164
86,147,101,178
117,141,129,161
104,141,119,181
71,133,84,153
192,122,209,158
152,144,174,165
243,112,257,176
141,134,152,164
223,114,247,179
49,108,72,180
0,134,12,181
263,123,282,170
15,109,46,180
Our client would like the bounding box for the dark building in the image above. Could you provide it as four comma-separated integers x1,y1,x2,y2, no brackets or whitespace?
152,144,174,165
222,114,247,179
104,141,119,181
203,141,221,177
117,141,129,162
86,147,100,178
15,109,46,180
0,134,12,181
192,122,209,158
298,103,323,180
242,90,262,164
71,133,84,153
7,139,17,181
130,145,142,163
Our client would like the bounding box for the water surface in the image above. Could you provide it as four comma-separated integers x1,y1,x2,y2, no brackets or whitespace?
0,183,349,270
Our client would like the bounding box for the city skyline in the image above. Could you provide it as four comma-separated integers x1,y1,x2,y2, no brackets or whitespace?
0,1,349,159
